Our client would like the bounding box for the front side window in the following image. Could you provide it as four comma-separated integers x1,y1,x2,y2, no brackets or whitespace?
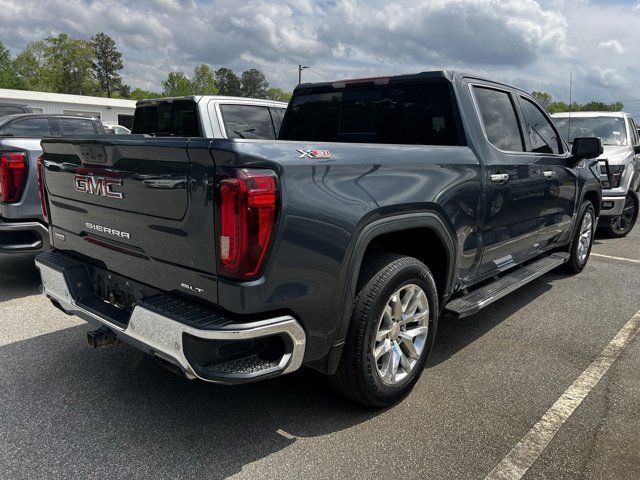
2,118,51,137
519,97,561,154
220,105,276,139
554,116,627,146
473,87,523,152
60,118,98,135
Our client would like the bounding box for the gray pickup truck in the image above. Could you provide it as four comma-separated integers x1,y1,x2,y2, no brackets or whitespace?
36,71,602,406
0,114,104,253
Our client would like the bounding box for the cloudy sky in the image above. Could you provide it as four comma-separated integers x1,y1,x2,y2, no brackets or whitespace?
1,0,640,115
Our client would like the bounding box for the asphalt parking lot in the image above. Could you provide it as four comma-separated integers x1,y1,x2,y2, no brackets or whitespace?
1,228,639,480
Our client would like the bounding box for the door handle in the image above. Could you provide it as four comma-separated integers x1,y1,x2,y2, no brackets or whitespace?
543,170,555,179
490,173,509,183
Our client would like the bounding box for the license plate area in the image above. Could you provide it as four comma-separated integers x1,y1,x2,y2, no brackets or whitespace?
79,264,162,328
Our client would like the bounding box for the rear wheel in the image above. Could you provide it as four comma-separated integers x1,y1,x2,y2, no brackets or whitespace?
330,253,438,407
602,193,638,238
562,200,595,274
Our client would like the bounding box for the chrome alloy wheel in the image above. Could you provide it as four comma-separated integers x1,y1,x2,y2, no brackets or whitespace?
372,284,429,385
577,210,594,264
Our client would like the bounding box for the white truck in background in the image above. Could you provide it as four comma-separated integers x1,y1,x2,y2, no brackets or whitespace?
553,111,640,237
131,96,288,139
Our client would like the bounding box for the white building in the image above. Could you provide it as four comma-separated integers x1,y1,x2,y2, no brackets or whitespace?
0,88,136,128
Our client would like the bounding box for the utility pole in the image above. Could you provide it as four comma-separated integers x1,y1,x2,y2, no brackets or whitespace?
298,65,309,84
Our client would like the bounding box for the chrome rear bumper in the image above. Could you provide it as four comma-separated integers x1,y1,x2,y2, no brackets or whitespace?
36,251,306,383
0,219,49,253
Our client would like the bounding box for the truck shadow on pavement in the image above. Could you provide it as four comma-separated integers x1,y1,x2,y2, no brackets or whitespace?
430,275,555,366
0,273,560,479
0,254,40,302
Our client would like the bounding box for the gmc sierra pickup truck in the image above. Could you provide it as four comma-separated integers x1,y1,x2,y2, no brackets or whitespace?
36,71,603,406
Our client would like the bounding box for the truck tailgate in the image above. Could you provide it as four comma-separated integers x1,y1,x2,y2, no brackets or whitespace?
41,137,219,304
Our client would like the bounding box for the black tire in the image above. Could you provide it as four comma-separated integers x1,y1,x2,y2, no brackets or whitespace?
562,200,596,274
602,193,638,238
330,253,438,407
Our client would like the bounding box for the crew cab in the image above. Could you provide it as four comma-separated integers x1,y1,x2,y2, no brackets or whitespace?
132,96,287,138
36,72,602,406
553,111,640,237
0,114,104,253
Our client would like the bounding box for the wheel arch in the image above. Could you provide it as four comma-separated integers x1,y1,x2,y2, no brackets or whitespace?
319,211,457,375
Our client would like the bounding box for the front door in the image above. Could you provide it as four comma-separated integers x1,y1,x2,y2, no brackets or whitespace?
517,95,577,249
472,85,543,275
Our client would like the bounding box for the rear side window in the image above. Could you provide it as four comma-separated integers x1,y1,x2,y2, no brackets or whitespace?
2,118,51,137
132,101,200,137
473,87,524,152
519,97,561,154
280,81,460,145
220,105,276,139
60,118,99,135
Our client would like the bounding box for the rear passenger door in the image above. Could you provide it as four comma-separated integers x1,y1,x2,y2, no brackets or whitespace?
218,104,277,139
472,85,543,275
516,95,576,249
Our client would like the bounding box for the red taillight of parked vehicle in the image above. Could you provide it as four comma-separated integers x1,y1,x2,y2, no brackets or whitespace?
217,169,279,279
0,152,27,203
37,156,49,224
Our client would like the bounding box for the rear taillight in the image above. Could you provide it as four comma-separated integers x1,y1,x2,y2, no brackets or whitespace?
37,156,49,224
217,169,279,279
0,152,27,203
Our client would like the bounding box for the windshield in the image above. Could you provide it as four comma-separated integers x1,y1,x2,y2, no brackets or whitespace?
279,80,460,145
131,100,200,136
554,116,627,146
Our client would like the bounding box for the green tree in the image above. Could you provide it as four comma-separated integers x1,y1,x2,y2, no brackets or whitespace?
240,68,268,98
44,33,97,95
91,32,124,98
265,87,291,102
0,41,13,88
191,64,218,95
162,71,192,96
130,87,163,100
215,67,242,96
12,40,53,91
531,91,552,110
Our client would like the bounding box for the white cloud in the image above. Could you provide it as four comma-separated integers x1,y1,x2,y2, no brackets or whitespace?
599,39,626,54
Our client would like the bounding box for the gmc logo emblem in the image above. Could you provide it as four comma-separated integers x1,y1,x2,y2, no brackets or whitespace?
74,175,123,199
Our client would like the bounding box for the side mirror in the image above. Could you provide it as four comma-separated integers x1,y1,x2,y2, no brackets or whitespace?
571,137,603,162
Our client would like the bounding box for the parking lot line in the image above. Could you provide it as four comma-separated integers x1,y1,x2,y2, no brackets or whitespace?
591,253,640,264
484,308,640,480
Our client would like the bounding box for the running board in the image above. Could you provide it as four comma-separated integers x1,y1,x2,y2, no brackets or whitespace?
445,253,569,318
